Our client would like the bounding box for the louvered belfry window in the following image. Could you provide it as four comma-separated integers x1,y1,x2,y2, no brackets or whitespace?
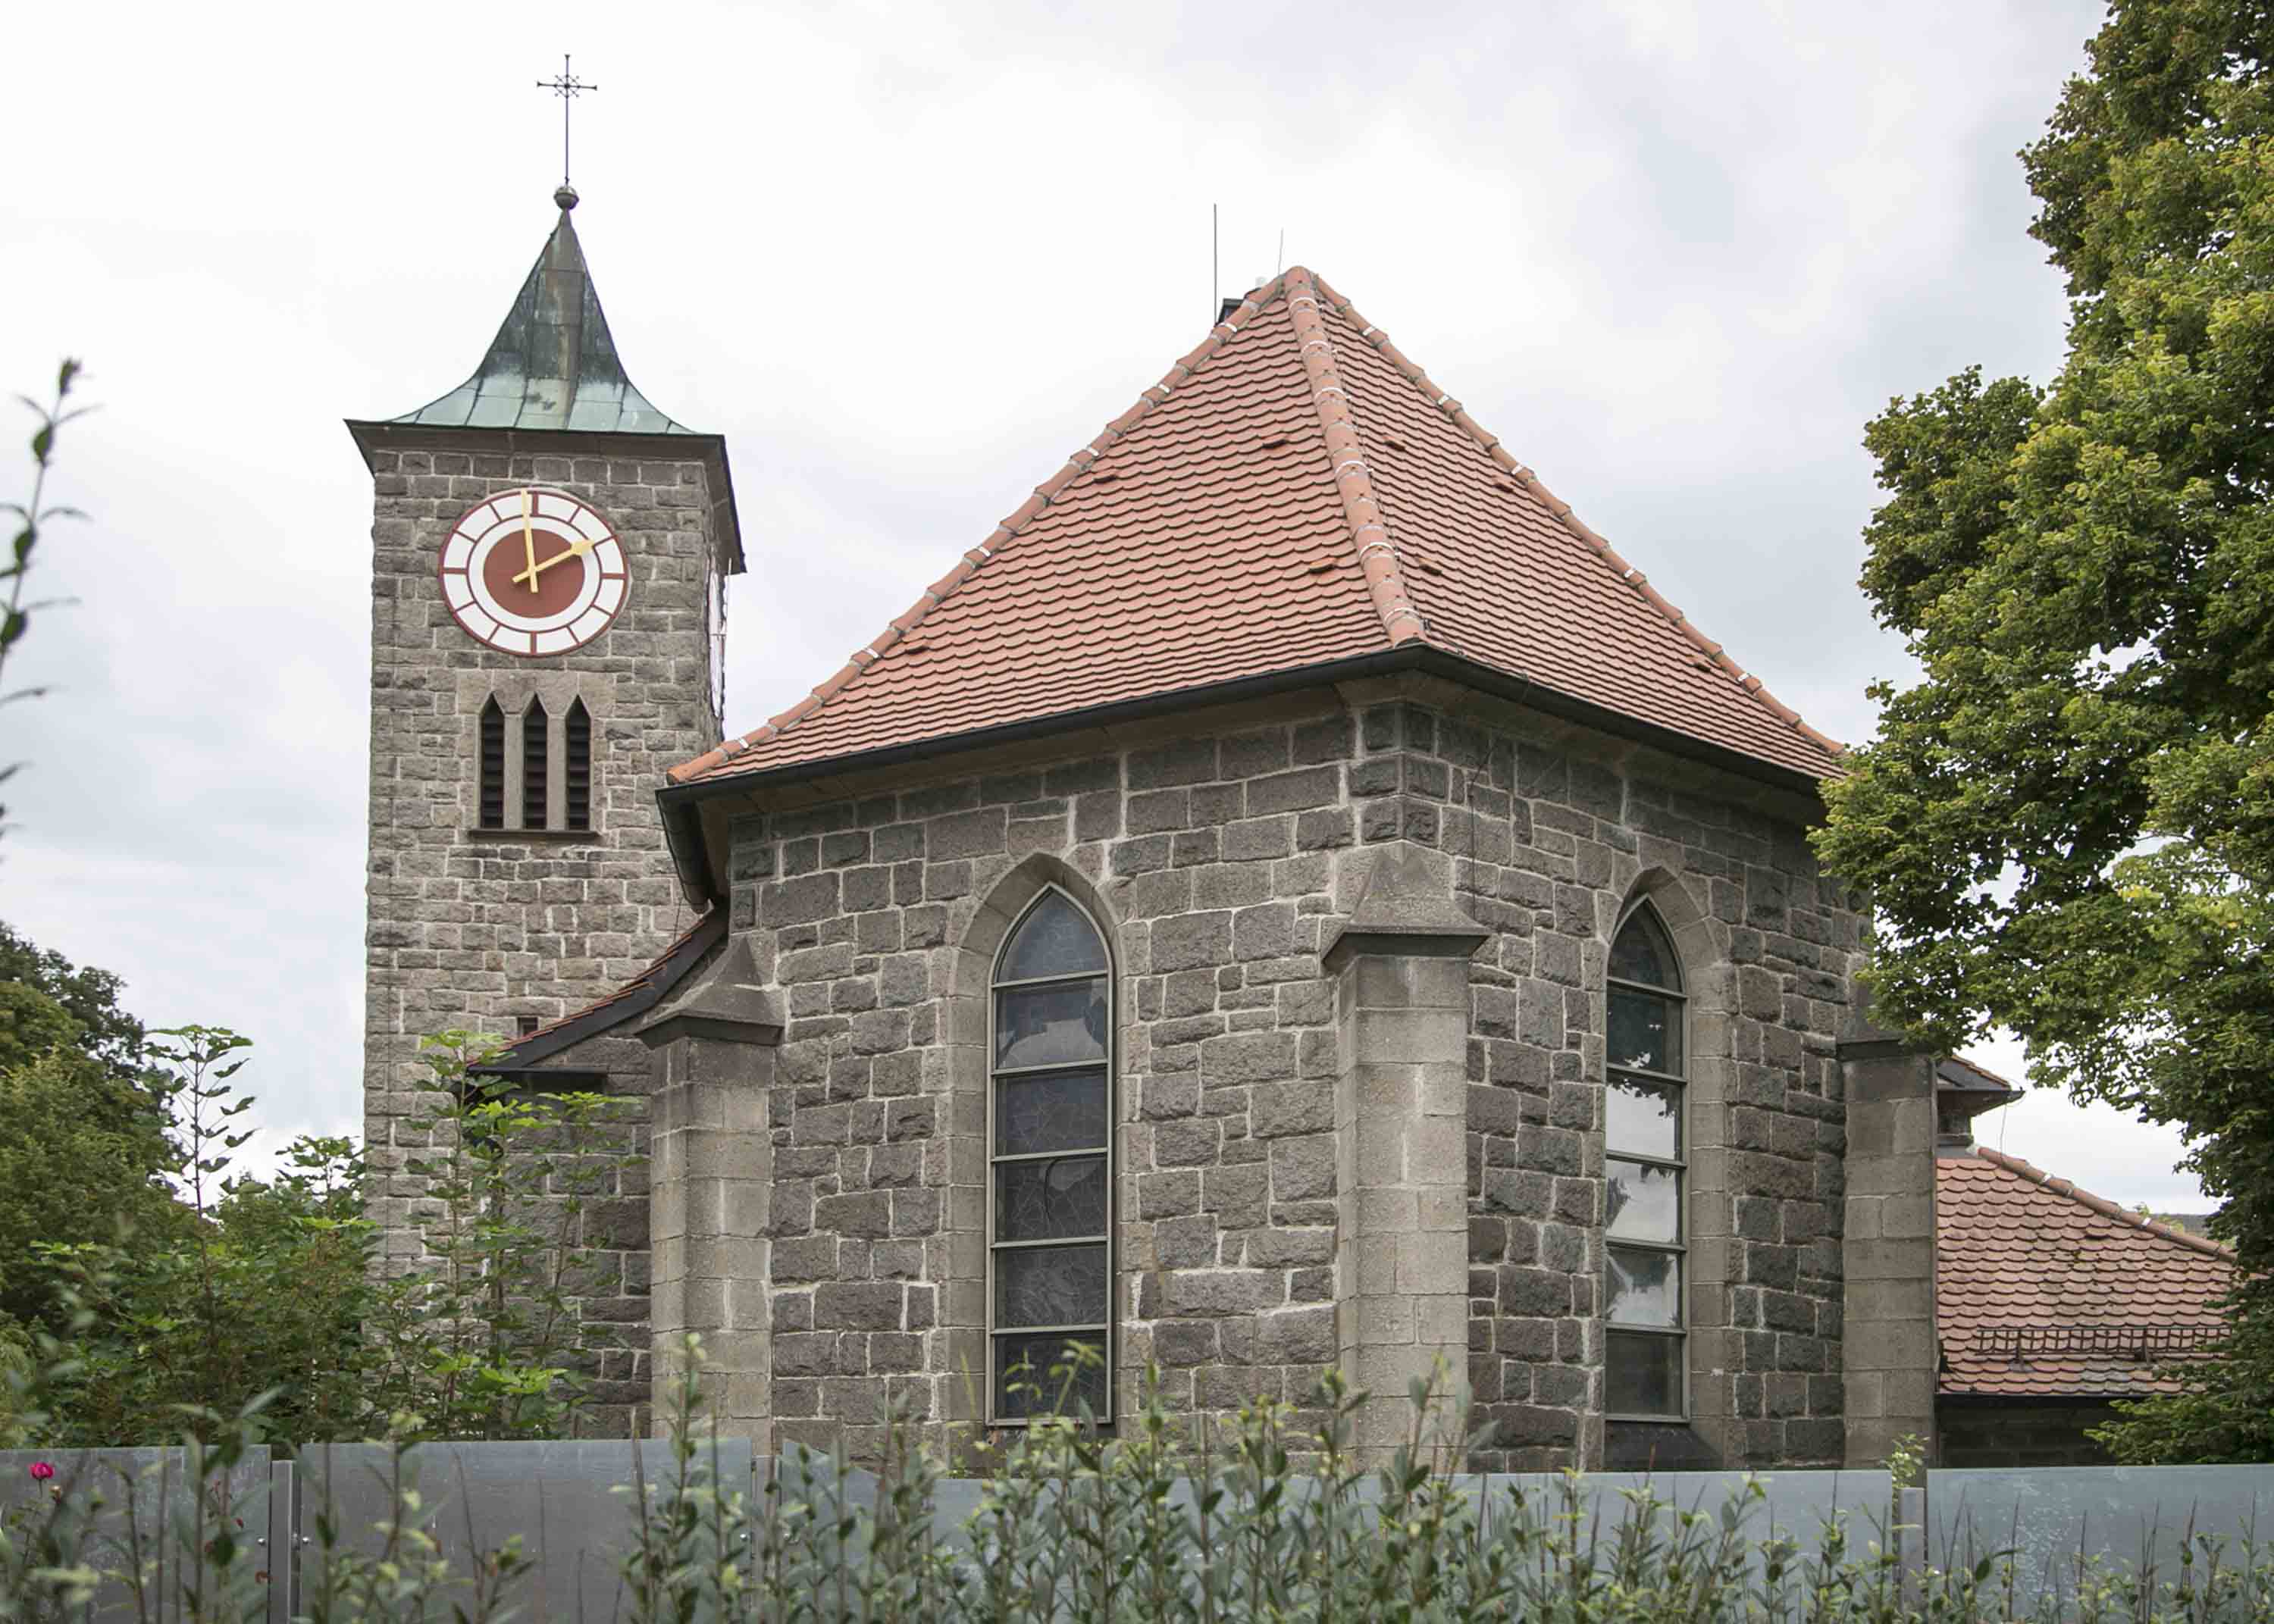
565,699,593,831
1604,903,1687,1419
989,888,1113,1422
521,698,550,829
478,699,506,830
475,693,597,835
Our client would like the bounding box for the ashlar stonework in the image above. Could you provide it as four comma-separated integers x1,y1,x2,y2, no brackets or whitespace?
678,675,1863,1469
353,437,732,1435
352,230,1937,1469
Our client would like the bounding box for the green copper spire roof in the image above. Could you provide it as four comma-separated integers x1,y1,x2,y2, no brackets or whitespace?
392,187,698,436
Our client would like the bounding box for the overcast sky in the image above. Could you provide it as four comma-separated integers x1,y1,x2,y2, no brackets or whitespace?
2,0,2207,1209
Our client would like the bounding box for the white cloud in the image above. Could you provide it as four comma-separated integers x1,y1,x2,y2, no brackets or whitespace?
4,0,2178,1201
1958,1037,2207,1214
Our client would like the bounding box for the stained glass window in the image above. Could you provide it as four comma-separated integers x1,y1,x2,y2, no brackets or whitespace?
991,887,1111,1422
1605,902,1686,1419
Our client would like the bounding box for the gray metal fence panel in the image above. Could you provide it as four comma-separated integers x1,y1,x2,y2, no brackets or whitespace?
296,1437,754,1624
1469,1469,1902,1565
0,1445,274,1623
30,1438,2274,1616
1928,1464,2274,1614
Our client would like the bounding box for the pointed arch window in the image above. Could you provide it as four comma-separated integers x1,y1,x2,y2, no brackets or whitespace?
1605,902,1687,1419
565,699,593,831
521,698,550,829
478,699,506,831
989,888,1112,1422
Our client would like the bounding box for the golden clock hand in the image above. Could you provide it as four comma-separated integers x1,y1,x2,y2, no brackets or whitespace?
521,491,538,595
512,536,596,587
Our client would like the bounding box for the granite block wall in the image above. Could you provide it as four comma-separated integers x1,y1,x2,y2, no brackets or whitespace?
1937,1400,2120,1467
713,677,1865,1467
359,439,727,1433
499,1029,661,1436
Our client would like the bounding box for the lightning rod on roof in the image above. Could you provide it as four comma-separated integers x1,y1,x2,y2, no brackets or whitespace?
1212,203,1220,323
1276,228,1285,277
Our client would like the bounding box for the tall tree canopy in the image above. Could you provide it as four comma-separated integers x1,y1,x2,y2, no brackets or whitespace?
0,924,173,1326
1815,0,2274,1459
0,919,146,1078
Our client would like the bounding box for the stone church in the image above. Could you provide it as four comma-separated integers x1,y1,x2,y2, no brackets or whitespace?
352,187,1943,1472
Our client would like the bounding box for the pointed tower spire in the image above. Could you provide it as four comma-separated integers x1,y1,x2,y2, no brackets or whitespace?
390,189,696,435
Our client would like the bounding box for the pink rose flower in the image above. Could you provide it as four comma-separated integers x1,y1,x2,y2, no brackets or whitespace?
27,1463,53,1482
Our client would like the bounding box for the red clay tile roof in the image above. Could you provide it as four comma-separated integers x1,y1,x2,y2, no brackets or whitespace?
672,268,1843,788
1938,1147,2236,1399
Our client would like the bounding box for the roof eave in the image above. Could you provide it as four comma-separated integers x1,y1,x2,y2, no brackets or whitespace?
656,643,1837,906
1936,1387,2161,1405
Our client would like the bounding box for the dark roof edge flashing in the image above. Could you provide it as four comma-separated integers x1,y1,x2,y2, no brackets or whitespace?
1934,1391,2142,1407
470,910,727,1073
1838,1036,1940,1062
658,644,1834,906
465,1068,609,1087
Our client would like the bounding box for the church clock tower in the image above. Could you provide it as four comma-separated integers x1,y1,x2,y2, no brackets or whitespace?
347,183,743,1170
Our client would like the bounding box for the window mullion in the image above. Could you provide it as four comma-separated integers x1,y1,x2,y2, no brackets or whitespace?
993,1054,1109,1079
1609,1149,1687,1172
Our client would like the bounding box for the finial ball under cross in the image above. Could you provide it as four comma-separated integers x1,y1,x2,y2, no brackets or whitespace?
537,53,598,196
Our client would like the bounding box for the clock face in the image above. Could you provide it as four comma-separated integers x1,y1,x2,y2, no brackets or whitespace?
437,487,628,656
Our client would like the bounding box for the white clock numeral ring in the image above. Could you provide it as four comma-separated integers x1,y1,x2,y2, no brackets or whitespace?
437,487,629,656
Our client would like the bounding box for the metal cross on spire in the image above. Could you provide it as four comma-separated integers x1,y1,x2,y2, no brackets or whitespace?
536,54,597,196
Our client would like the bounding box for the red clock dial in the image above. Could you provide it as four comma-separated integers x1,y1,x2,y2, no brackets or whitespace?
438,487,628,656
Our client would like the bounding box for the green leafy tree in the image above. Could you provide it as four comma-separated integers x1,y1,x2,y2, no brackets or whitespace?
0,980,80,1073
24,1026,639,1446
29,1026,375,1445
359,1031,644,1441
1813,0,2274,1460
0,1047,182,1325
0,918,149,1078
0,927,178,1328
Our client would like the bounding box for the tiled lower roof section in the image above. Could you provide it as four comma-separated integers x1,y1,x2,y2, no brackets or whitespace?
1937,1147,2236,1399
673,267,1843,787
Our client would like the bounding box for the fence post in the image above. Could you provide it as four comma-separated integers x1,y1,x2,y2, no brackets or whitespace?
1897,1482,1926,1609
268,1457,297,1624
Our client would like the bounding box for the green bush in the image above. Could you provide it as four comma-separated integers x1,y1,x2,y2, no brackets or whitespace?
10,1349,2274,1623
11,1025,641,1447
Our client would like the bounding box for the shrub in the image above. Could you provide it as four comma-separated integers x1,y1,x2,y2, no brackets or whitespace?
14,1348,2274,1622
19,1026,641,1447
